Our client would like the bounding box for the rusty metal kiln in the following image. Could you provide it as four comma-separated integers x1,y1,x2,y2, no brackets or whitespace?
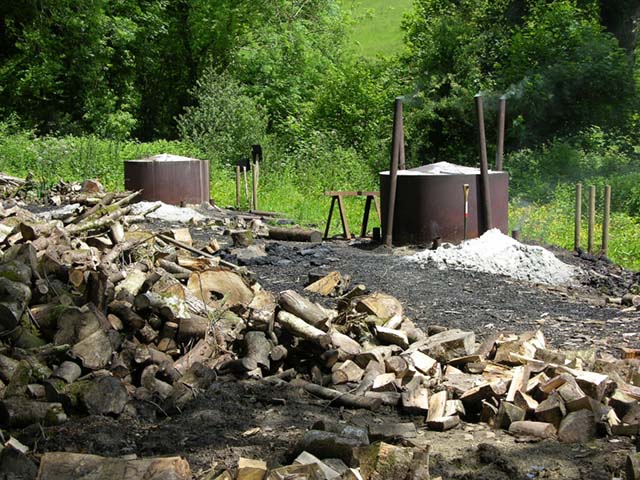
124,154,210,205
380,162,509,245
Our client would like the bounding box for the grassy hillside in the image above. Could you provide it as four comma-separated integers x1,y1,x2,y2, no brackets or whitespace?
347,0,413,57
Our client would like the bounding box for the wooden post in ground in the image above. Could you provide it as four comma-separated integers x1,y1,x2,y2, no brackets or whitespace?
574,183,582,251
588,185,596,255
252,161,259,211
235,166,241,209
602,185,611,257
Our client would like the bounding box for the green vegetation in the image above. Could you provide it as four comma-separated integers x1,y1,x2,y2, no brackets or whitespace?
347,0,413,57
1,0,639,269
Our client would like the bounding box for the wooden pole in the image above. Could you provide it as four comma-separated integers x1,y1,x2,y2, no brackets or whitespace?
242,166,249,207
496,96,506,171
602,185,611,257
235,166,241,209
384,98,402,247
252,161,259,211
397,100,405,170
588,185,596,255
475,94,493,233
574,183,582,251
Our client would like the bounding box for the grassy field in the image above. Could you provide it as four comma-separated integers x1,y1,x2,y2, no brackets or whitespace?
346,0,413,57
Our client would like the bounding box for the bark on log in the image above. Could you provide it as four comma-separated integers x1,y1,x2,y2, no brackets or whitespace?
279,290,332,330
0,398,67,427
36,452,191,480
268,227,322,243
276,311,331,349
290,379,382,411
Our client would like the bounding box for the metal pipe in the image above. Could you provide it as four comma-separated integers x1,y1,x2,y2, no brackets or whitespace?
496,96,506,171
574,183,582,251
475,94,493,233
602,185,611,256
384,97,403,247
397,100,406,170
588,185,596,254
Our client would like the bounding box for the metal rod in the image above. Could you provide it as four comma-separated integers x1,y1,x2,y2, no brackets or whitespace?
475,94,493,233
252,160,259,211
588,185,596,254
235,165,241,208
496,96,506,171
602,185,611,256
397,100,406,170
463,183,470,241
574,183,582,251
384,97,403,247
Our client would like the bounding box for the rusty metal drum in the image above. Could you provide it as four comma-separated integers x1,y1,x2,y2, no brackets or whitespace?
124,154,210,205
380,162,509,245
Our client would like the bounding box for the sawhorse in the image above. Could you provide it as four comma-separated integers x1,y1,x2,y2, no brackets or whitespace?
323,191,381,240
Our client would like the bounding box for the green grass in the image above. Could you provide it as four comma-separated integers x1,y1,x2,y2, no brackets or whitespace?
346,0,413,57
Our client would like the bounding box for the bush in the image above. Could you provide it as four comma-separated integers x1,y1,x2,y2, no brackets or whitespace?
177,70,268,166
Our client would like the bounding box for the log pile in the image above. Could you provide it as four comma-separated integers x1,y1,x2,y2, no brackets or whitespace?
1,174,640,478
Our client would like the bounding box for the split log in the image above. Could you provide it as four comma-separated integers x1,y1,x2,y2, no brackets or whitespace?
36,452,191,480
401,376,429,415
407,329,476,363
276,311,331,349
305,271,344,296
279,290,332,330
427,390,448,422
426,415,460,431
535,393,566,428
108,300,146,331
495,401,526,429
355,442,414,480
355,293,403,324
353,360,385,396
237,457,267,480
364,391,402,406
52,361,82,384
375,326,409,349
332,360,364,384
268,227,322,243
187,269,253,307
173,338,216,375
368,423,417,442
70,329,113,370
330,330,361,359
557,410,596,443
290,379,382,411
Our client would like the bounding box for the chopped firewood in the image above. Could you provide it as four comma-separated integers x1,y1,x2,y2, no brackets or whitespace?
508,420,556,439
293,451,340,479
557,410,596,443
513,390,539,412
305,271,343,296
427,390,448,422
355,442,414,480
353,360,385,396
371,373,398,392
330,330,361,359
266,463,324,480
355,293,403,323
385,356,410,378
291,379,382,411
279,290,333,329
0,398,67,428
535,392,566,428
495,401,526,429
505,366,530,402
407,329,476,363
187,269,253,307
83,376,129,416
276,311,331,349
574,370,611,401
237,457,267,480
426,415,460,431
375,326,409,349
36,452,191,480
364,391,402,406
401,376,429,415
332,360,364,384
298,429,367,466
267,226,322,243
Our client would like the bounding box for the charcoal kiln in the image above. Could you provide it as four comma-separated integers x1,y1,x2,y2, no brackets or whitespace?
124,154,210,205
380,162,509,245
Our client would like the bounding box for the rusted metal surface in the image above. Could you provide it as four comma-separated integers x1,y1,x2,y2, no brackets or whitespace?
384,98,403,247
380,164,509,245
475,94,493,233
496,96,507,171
124,154,209,205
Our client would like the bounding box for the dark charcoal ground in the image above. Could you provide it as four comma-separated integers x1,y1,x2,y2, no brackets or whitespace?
232,239,640,355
